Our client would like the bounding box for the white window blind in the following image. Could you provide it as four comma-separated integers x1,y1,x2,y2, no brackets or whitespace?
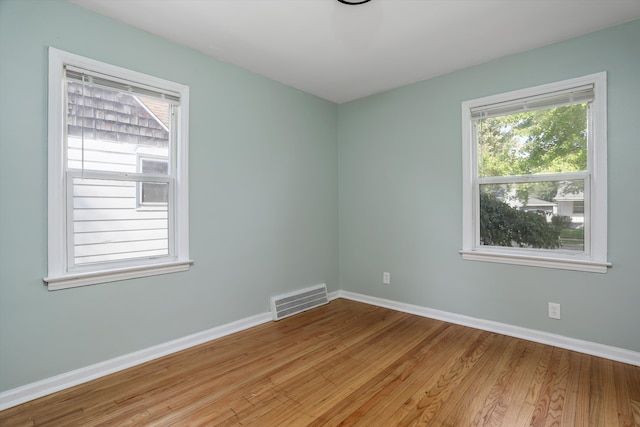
65,65,181,104
470,84,594,120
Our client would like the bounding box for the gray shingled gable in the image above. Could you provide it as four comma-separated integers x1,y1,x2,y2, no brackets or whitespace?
66,82,169,147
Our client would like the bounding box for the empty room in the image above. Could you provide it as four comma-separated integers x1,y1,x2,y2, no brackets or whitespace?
0,0,639,425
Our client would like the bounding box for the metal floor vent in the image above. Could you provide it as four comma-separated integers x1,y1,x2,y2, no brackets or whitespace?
270,283,328,321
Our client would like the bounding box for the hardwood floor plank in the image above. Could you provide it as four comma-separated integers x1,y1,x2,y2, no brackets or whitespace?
495,341,549,427
571,351,593,427
543,348,571,427
558,350,586,427
630,400,640,427
1,298,638,426
456,337,530,427
589,356,620,426
613,361,635,427
529,346,563,427
625,362,640,426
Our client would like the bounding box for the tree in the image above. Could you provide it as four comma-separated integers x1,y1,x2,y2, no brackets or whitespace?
478,103,587,177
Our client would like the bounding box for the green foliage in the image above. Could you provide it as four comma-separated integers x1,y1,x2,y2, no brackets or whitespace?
479,192,569,249
478,103,588,179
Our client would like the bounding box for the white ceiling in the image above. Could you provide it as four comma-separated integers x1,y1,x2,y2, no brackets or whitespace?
68,0,640,104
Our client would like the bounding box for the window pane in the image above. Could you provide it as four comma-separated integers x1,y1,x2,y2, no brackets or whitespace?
140,158,168,175
72,177,169,266
479,180,584,252
141,182,169,204
66,81,170,172
477,103,588,177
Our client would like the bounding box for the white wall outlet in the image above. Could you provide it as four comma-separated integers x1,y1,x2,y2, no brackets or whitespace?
383,272,391,285
548,302,561,319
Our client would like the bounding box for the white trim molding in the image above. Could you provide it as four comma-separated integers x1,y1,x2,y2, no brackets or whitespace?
44,260,194,290
336,290,639,367
459,250,611,273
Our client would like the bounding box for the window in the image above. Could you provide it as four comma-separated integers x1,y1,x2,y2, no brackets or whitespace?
45,48,191,290
138,157,169,207
461,73,610,273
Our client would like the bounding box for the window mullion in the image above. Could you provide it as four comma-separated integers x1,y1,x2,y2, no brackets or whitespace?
68,170,171,183
473,178,481,249
477,171,589,185
583,177,592,257
66,174,75,270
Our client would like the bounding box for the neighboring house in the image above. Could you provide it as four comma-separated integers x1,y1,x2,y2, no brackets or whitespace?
520,196,556,221
67,82,171,266
554,188,585,227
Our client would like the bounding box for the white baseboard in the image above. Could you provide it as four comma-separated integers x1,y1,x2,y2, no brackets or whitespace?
336,290,640,367
0,312,272,411
328,290,341,301
0,290,344,411
3,289,635,411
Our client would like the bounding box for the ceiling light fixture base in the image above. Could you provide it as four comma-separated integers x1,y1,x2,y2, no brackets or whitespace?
337,0,372,5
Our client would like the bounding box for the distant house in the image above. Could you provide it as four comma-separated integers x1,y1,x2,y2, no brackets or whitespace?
520,196,556,221
553,184,585,228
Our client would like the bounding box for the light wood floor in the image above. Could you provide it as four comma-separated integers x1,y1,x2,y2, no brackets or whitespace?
1,298,639,426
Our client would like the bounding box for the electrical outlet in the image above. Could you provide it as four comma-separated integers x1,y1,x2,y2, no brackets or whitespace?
383,272,391,285
548,302,561,319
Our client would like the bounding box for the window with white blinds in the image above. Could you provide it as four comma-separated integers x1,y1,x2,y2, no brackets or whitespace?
460,73,610,273
45,48,192,290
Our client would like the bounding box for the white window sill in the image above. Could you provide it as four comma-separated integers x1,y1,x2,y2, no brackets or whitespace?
459,250,611,273
44,260,194,290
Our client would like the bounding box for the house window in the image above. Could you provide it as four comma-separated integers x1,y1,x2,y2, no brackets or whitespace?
45,48,192,290
460,73,610,273
138,157,169,207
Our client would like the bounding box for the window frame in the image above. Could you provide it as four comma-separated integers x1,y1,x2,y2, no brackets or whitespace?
45,47,192,290
460,72,610,273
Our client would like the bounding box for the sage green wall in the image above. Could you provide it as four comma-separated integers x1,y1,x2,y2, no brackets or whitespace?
338,19,640,352
0,0,338,391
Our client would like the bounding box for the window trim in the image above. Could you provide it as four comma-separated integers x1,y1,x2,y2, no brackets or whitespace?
45,47,192,290
460,72,610,273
